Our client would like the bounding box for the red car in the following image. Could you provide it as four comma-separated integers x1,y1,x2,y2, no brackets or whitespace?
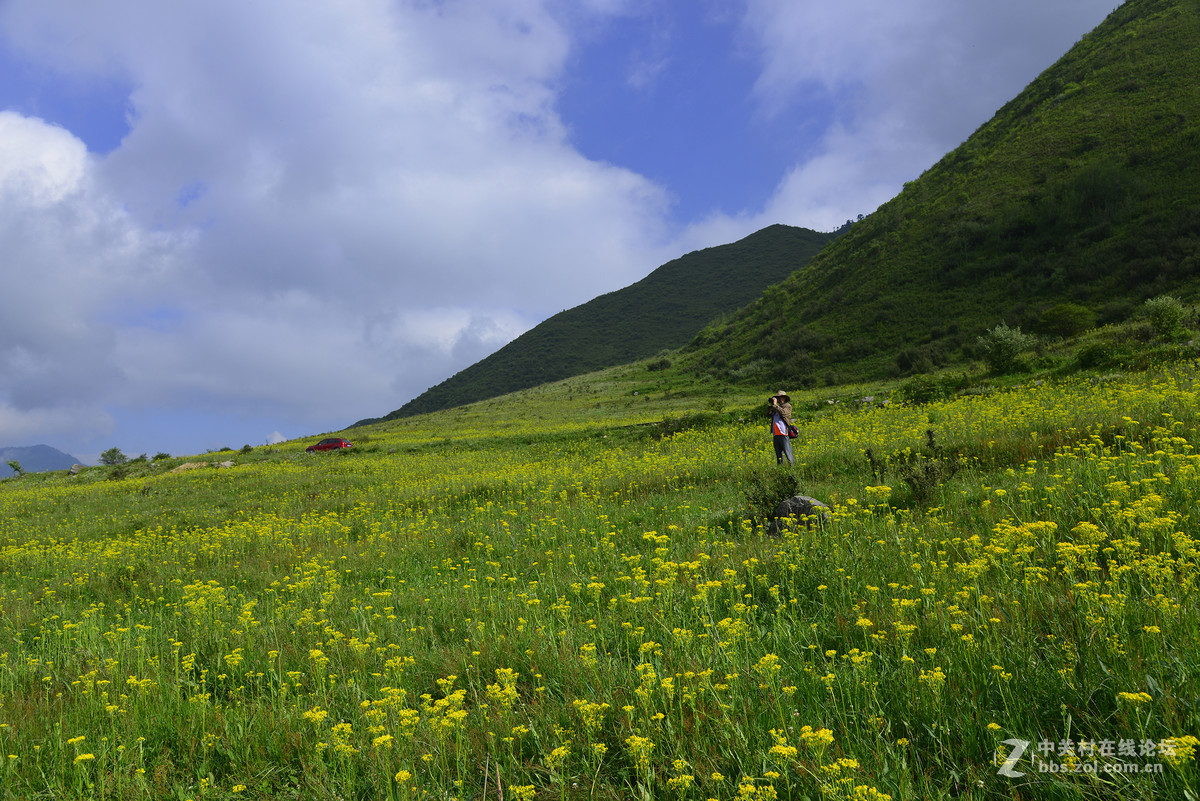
306,437,353,453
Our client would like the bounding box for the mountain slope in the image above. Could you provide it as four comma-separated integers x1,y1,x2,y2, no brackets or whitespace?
0,445,82,476
369,224,835,422
684,0,1200,384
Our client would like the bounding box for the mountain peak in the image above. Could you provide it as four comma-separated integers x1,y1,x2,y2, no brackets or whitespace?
365,224,836,423
1,444,84,476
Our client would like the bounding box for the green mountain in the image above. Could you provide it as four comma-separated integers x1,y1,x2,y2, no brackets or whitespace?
683,0,1200,385
365,224,835,422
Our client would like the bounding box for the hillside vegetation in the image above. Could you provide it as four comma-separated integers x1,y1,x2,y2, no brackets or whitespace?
368,224,834,423
685,0,1200,385
0,348,1197,799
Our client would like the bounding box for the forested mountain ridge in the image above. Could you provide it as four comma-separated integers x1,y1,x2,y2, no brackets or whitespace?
363,224,835,422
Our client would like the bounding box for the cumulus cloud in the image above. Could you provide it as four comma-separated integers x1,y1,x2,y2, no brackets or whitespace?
0,113,87,206
0,0,677,454
0,112,183,442
58,0,673,308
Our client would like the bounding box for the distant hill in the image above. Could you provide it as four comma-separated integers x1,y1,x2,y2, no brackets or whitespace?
0,445,82,476
683,0,1200,385
365,224,836,422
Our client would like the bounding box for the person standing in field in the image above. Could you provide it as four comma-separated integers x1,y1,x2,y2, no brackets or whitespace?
768,390,794,465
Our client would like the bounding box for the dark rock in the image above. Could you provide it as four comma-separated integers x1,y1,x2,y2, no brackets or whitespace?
767,495,830,536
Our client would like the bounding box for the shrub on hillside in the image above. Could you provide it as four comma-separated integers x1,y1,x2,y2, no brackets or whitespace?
976,324,1037,374
898,374,948,405
1143,295,1187,341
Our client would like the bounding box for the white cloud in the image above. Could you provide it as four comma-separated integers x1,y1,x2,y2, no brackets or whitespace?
0,113,88,206
0,112,185,422
0,0,678,453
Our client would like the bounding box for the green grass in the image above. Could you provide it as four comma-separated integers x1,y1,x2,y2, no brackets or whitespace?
0,351,1198,800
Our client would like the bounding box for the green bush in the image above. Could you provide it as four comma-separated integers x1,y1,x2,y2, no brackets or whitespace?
975,324,1037,374
898,374,948,405
1143,295,1187,341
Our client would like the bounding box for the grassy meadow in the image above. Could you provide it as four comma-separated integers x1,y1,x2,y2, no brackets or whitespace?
0,360,1198,800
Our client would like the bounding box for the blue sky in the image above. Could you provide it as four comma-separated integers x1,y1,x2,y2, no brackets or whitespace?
0,46,131,154
558,5,834,223
0,0,1118,463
